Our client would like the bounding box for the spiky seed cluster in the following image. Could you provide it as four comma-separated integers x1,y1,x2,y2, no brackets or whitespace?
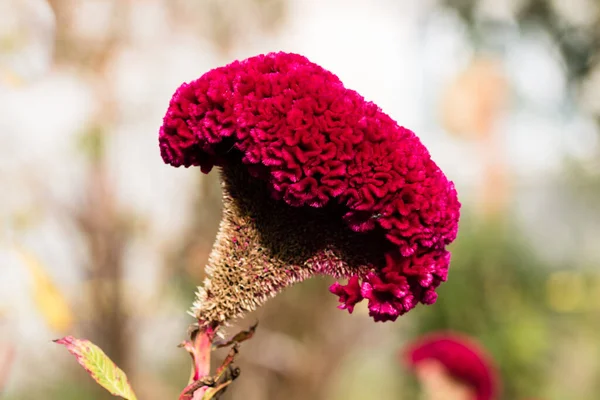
193,161,386,325
159,52,460,325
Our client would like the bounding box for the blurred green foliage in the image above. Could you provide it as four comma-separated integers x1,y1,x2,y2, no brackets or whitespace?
413,214,553,399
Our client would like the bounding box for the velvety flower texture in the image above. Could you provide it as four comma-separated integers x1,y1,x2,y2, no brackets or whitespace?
403,332,500,400
160,52,460,323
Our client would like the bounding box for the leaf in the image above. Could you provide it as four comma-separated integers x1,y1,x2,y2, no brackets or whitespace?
17,246,74,333
212,322,258,349
54,336,138,400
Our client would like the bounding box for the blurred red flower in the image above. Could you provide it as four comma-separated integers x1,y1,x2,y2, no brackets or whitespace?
403,332,500,400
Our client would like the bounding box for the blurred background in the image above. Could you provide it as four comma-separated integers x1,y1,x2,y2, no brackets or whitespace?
1,0,599,399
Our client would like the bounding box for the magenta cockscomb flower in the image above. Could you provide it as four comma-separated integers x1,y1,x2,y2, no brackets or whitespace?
159,52,460,327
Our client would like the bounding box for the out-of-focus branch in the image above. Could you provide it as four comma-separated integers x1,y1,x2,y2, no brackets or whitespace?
0,345,15,395
166,0,287,56
47,0,134,372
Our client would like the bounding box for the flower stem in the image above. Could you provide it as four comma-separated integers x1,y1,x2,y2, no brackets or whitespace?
192,326,214,381
178,324,216,400
179,322,256,400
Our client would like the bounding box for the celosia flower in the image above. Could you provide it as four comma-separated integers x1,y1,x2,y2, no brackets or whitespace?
329,275,362,313
159,52,460,327
402,332,500,400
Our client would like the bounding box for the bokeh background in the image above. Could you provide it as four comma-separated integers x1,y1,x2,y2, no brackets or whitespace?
1,0,600,399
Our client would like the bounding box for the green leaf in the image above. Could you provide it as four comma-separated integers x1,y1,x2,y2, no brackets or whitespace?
54,336,138,400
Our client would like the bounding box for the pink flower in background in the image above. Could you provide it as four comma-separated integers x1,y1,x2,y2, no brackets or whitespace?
159,52,460,325
402,332,500,400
